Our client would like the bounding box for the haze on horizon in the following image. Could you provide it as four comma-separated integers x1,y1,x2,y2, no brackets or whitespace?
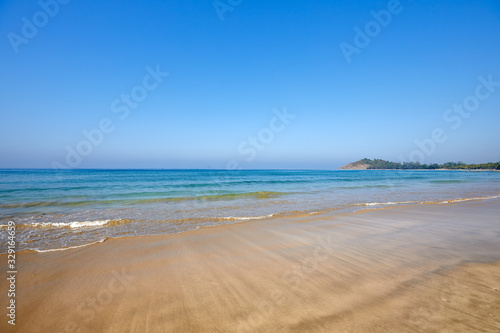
1,0,499,170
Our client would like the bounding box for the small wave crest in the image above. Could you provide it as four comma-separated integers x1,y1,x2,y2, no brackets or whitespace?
219,214,275,221
358,200,419,207
357,194,500,207
437,194,500,204
29,220,111,229
32,238,107,253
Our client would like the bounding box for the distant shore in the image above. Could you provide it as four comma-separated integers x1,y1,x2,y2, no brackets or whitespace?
339,168,500,172
339,158,500,171
2,197,500,332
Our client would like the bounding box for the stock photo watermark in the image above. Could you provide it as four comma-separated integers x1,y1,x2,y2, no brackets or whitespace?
231,107,296,168
237,234,336,332
213,0,243,21
5,221,17,326
281,235,335,291
400,74,499,163
339,0,412,64
189,106,295,210
51,64,169,170
7,0,72,54
62,268,135,332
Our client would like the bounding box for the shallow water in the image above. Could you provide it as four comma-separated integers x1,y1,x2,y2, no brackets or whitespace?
1,169,499,252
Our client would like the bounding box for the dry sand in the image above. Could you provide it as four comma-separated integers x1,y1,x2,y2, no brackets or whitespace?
1,199,500,332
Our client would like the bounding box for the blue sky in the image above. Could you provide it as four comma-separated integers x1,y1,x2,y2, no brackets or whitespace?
1,0,499,169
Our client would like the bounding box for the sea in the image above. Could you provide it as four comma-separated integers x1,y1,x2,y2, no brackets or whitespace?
1,169,499,253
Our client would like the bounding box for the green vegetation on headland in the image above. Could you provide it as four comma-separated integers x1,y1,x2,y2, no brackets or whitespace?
339,158,500,170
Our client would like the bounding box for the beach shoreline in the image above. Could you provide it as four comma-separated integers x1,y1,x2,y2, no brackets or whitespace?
1,198,500,332
3,169,500,254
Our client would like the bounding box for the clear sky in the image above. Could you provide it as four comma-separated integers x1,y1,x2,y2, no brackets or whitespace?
1,0,499,169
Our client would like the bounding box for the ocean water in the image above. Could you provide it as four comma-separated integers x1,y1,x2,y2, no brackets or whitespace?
1,169,499,252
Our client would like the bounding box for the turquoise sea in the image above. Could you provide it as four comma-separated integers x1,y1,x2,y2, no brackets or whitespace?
1,169,499,252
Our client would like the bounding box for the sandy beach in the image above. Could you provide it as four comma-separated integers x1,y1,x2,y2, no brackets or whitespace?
2,198,500,332
3,0,499,332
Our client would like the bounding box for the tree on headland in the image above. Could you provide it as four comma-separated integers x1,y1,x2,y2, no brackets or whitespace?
339,158,500,170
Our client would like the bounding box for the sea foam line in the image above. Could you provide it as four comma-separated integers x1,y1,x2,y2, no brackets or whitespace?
220,214,275,221
437,194,500,204
357,194,500,207
32,238,107,253
357,200,420,207
29,220,111,229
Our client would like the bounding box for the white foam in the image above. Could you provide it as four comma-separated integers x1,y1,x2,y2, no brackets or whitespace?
221,214,274,221
29,220,110,229
33,238,107,253
360,201,417,206
438,195,500,204
361,195,500,207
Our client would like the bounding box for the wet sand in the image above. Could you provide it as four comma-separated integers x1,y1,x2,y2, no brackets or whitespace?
1,198,500,332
